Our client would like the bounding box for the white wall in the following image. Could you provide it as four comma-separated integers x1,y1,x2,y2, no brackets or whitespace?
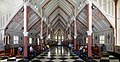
6,29,37,48
93,29,114,52
0,29,37,48
117,0,120,46
0,29,5,50
0,29,4,41
6,29,23,47
117,18,120,46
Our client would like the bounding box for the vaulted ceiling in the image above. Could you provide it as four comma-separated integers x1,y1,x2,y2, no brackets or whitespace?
4,0,113,39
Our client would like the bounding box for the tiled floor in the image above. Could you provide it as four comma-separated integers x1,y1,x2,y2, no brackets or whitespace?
0,46,119,62
30,46,84,62
0,56,23,62
93,54,120,62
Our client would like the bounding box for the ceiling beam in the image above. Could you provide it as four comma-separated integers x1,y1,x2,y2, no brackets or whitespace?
65,0,74,8
28,19,41,31
52,14,66,28
54,24,65,34
48,6,69,18
48,6,59,17
42,0,51,9
76,18,87,28
53,19,65,29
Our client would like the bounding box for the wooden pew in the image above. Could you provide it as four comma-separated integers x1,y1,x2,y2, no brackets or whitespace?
0,50,5,56
92,46,102,58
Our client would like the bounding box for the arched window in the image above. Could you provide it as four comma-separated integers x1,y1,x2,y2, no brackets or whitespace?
29,38,32,44
62,35,64,41
13,35,19,44
100,35,105,44
86,37,88,43
55,35,57,41
37,38,40,45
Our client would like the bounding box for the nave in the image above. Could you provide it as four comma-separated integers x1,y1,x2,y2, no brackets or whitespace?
0,0,120,62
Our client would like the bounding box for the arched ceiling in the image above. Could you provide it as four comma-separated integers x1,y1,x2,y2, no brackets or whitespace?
4,0,113,38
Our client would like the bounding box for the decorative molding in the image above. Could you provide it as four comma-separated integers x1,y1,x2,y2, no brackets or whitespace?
23,32,29,36
87,31,92,35
74,36,76,39
40,36,43,39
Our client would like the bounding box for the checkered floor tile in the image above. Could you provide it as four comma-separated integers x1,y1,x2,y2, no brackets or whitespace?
30,46,84,62
0,56,23,62
93,54,120,62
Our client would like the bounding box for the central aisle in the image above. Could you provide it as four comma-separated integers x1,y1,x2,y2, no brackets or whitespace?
30,46,84,62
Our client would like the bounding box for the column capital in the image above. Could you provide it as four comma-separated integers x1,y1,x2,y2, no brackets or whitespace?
73,16,75,21
74,36,77,39
87,31,92,35
23,32,29,36
40,36,43,39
